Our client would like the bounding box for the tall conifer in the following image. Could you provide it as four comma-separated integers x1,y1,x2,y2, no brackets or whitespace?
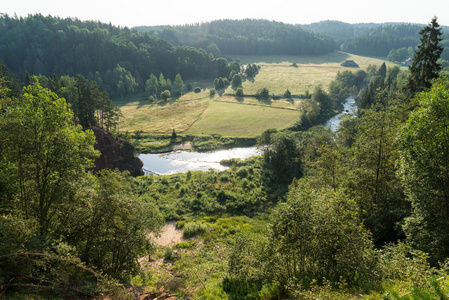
407,17,443,96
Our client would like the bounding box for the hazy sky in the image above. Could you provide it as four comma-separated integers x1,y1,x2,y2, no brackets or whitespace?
2,0,449,28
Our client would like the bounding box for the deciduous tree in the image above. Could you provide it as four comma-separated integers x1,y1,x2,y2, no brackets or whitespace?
0,82,98,239
399,80,449,265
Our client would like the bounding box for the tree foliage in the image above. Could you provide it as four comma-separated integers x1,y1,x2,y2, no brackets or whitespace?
399,80,449,265
407,17,444,96
262,131,302,184
0,79,163,296
0,14,241,98
226,180,379,297
137,19,336,56
0,82,99,237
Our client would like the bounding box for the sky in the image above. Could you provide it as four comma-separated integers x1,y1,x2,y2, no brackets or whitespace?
2,0,449,28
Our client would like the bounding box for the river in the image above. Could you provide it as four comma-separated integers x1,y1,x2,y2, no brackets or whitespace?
139,96,356,175
324,96,357,131
139,147,262,175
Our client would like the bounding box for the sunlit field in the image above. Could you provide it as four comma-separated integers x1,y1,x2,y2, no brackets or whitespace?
115,52,392,136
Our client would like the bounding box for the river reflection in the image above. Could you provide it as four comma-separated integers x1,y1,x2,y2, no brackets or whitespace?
139,147,262,175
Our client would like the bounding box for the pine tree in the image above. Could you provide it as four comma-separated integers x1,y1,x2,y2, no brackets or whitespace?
407,17,443,96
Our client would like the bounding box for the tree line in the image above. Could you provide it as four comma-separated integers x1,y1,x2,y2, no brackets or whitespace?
135,19,337,56
302,20,449,63
0,14,243,99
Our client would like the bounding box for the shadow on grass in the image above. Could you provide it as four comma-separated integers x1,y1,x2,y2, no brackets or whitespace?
258,98,272,105
136,98,155,109
286,98,295,104
229,51,351,65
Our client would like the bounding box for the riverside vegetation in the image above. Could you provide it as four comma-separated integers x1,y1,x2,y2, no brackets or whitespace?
2,14,449,300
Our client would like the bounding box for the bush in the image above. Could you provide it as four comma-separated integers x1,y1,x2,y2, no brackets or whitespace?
236,87,244,97
232,74,242,87
160,90,171,100
174,240,196,249
256,88,270,100
236,167,249,178
194,87,201,93
164,247,174,261
182,221,210,238
210,88,216,96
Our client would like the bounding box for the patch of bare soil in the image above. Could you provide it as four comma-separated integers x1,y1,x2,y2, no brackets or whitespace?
153,221,184,247
172,142,193,151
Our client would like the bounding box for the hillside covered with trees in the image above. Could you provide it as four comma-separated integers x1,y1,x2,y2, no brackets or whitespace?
3,13,449,299
0,15,336,100
134,19,337,56
301,20,449,63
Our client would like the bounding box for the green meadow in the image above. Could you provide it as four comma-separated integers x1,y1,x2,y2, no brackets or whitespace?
116,52,392,139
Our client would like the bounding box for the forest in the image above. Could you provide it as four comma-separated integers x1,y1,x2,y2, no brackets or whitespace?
135,19,336,56
0,15,334,100
2,12,449,300
302,20,449,63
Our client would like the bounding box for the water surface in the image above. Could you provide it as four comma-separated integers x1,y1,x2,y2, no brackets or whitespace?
324,96,357,131
139,96,358,174
139,147,261,175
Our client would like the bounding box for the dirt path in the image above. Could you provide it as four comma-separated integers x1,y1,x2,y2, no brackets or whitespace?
154,221,184,247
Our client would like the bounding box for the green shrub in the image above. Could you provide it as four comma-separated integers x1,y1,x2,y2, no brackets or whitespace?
194,87,201,93
236,87,244,97
164,247,173,261
182,221,210,238
236,167,249,178
219,174,230,183
174,240,196,249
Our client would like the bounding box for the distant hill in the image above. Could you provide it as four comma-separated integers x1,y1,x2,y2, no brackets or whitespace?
134,19,337,56
299,20,449,59
0,14,249,98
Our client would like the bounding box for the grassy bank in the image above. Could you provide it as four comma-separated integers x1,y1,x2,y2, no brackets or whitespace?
122,132,257,153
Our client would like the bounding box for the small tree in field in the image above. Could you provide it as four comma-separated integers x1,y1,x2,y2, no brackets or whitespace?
231,74,242,88
174,73,183,92
160,90,171,101
256,88,270,100
236,87,244,98
284,89,292,99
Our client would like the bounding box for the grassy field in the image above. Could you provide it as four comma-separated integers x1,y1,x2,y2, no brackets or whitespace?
186,99,300,137
116,90,212,133
230,51,394,95
115,52,393,139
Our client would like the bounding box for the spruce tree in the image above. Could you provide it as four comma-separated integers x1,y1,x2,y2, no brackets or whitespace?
407,17,443,96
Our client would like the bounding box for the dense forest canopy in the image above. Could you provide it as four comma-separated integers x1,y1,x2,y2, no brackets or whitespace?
0,14,246,98
0,15,337,100
301,20,449,61
134,19,337,56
